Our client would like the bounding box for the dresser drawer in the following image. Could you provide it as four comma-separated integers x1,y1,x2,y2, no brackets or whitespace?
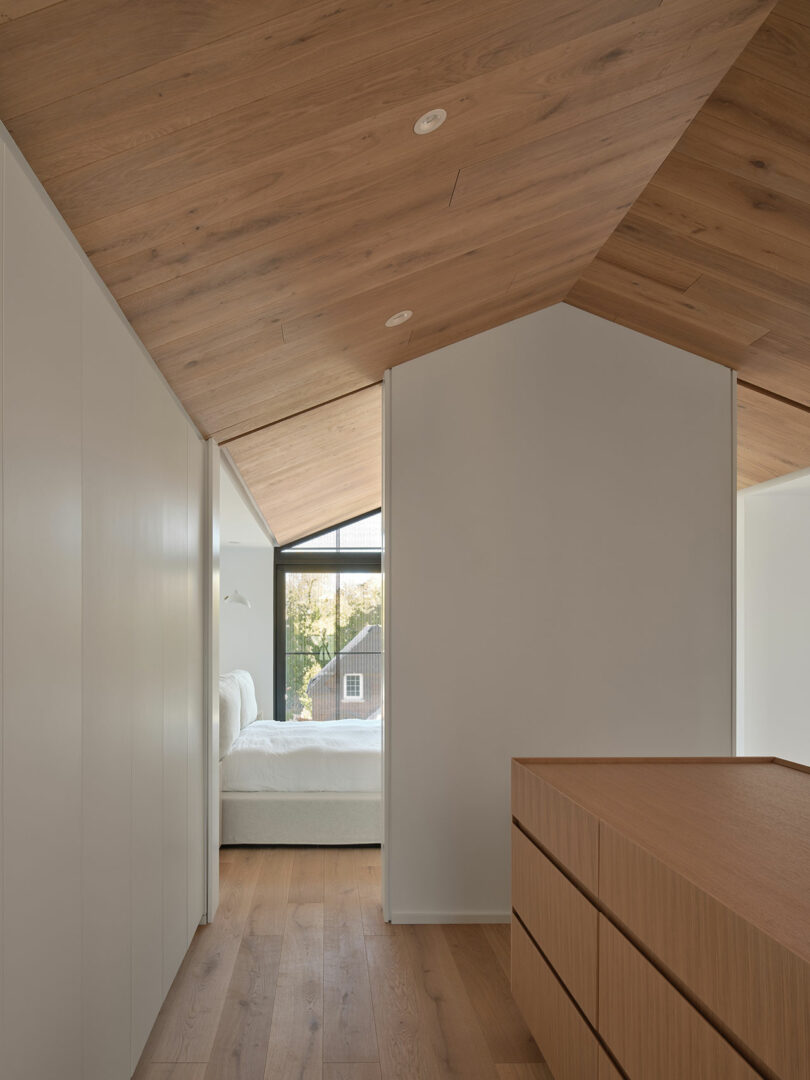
598,1049,623,1080
512,760,599,891
599,823,810,1080
598,916,760,1080
512,916,599,1080
512,824,598,1023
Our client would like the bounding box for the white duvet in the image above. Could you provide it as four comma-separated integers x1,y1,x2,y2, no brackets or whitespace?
220,716,382,793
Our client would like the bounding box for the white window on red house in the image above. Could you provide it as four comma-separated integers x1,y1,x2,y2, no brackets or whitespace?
343,673,363,700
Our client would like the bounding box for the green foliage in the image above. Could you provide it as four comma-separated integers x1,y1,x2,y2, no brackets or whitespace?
284,572,381,720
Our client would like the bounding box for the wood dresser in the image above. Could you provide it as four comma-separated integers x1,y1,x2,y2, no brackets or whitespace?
510,757,810,1080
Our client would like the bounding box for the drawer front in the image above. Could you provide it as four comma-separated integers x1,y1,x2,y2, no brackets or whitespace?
600,823,810,1080
598,1049,623,1080
512,916,599,1080
512,825,598,1023
598,916,760,1080
512,760,598,891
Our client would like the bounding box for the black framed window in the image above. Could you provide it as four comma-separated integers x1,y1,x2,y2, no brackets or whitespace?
275,511,382,722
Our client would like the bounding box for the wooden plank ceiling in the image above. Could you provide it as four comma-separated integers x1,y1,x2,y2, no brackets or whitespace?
568,0,810,490
0,0,784,541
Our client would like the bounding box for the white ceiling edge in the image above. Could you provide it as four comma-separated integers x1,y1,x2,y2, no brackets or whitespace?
220,454,277,548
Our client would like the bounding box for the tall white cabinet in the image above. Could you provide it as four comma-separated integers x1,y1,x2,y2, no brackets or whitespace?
0,129,207,1078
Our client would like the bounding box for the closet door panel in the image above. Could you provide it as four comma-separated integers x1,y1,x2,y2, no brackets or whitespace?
187,431,206,934
81,274,137,1080
162,392,190,990
1,151,83,1080
130,358,168,1067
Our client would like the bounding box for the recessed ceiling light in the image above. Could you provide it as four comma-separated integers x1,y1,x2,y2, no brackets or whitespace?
385,309,413,327
413,108,447,135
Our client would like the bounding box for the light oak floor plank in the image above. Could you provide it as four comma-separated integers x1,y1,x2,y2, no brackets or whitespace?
365,925,501,1080
136,848,262,1067
248,846,294,936
135,847,553,1080
203,934,282,1080
324,1066,383,1080
263,901,325,1080
324,848,379,1063
442,924,541,1064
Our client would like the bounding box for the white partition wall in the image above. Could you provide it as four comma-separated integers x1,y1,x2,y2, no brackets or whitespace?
738,471,810,766
0,128,207,1079
219,460,276,718
384,304,735,923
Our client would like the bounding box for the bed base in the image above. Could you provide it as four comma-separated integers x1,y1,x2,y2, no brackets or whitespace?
221,790,382,845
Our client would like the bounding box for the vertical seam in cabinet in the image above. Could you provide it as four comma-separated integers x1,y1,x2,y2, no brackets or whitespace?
596,820,601,1032
79,243,85,1078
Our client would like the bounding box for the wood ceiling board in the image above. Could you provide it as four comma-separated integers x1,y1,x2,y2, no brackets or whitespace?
4,0,646,181
699,66,810,146
596,233,704,291
733,12,810,96
777,0,810,25
568,259,771,346
69,0,766,279
118,87,703,353
36,0,669,226
0,0,777,515
0,0,302,117
0,0,61,23
684,275,810,348
737,384,810,489
612,213,810,315
675,113,810,205
226,387,383,546
569,2,810,487
162,215,599,442
650,153,810,251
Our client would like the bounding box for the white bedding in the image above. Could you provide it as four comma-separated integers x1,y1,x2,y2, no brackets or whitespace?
220,716,382,793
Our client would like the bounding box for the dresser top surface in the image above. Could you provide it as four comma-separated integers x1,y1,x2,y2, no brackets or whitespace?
513,757,810,960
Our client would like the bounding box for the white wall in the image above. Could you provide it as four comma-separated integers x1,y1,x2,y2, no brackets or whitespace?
0,127,206,1080
384,304,735,922
219,463,275,716
738,471,810,766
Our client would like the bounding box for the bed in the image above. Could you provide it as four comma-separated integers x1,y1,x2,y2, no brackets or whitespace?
218,670,382,845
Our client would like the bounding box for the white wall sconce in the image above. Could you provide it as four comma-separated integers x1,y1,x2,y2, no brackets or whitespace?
223,588,251,608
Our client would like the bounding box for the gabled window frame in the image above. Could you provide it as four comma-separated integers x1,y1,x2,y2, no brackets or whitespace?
274,510,382,722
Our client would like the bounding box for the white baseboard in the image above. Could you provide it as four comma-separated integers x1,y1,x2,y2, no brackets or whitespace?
389,911,511,925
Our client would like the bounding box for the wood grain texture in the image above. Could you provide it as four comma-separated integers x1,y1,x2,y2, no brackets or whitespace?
496,1066,553,1080
570,0,810,488
137,844,542,1079
511,826,598,1024
263,900,324,1080
597,1051,623,1080
227,387,382,546
365,924,502,1080
0,0,776,536
517,758,810,960
598,917,759,1080
511,918,599,1080
599,821,810,1080
323,848,378,1064
511,759,599,893
737,383,810,487
442,922,542,1064
514,756,810,1080
134,849,262,1069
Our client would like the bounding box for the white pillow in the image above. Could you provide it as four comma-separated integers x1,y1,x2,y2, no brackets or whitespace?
218,673,241,759
231,669,259,728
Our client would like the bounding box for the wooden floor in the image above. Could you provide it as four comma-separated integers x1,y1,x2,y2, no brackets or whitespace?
133,846,549,1080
